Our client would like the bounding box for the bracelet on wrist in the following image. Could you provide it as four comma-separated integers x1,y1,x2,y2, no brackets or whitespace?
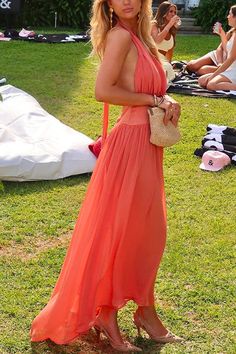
158,95,165,106
153,94,165,107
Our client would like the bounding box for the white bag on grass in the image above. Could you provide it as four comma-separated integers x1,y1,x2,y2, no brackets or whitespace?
0,85,96,181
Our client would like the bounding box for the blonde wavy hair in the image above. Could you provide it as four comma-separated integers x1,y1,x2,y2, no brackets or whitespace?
90,0,159,60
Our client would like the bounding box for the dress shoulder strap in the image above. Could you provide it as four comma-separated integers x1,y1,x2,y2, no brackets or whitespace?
102,103,109,147
117,22,142,48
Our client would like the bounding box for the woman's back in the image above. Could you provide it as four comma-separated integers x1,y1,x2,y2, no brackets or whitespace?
104,27,138,94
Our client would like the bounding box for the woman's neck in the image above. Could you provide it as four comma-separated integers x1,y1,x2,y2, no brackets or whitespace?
118,18,138,34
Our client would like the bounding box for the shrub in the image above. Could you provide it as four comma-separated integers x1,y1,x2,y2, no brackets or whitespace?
0,0,92,29
193,0,236,32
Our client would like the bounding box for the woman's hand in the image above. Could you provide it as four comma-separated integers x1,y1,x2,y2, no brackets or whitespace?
168,15,180,28
198,73,212,88
213,22,222,35
213,22,226,38
158,95,181,127
219,26,226,38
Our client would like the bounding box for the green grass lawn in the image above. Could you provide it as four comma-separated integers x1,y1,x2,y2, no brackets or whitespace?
0,32,236,353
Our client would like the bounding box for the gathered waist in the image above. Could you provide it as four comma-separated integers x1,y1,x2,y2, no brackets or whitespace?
117,106,149,126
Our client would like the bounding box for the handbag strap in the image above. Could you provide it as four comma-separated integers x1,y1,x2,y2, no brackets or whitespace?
102,102,109,147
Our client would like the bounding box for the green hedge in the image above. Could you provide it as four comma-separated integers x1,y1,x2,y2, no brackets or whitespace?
193,0,236,32
0,0,92,29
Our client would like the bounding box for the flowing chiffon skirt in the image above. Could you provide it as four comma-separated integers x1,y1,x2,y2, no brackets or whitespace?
31,107,167,344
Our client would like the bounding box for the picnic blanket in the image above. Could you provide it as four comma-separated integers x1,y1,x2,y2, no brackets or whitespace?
19,33,90,43
194,124,236,166
0,85,96,181
1,29,89,43
167,71,236,99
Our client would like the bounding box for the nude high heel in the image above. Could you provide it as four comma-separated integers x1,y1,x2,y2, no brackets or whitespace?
94,318,142,352
133,310,183,344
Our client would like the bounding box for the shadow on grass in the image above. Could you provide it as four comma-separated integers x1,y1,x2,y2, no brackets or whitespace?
0,173,92,196
31,331,165,353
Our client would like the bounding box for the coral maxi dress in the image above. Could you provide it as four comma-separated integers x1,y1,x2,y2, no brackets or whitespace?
31,26,167,345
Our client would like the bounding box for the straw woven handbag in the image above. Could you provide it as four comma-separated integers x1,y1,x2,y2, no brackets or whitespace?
148,106,181,147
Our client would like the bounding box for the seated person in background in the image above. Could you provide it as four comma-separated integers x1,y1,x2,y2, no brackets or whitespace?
152,1,181,82
186,23,227,76
186,44,226,76
198,5,236,91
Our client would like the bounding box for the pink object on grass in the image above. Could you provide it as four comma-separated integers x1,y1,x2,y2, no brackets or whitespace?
200,150,231,171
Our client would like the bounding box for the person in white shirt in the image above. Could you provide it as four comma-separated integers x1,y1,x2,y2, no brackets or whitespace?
198,5,236,91
187,5,236,91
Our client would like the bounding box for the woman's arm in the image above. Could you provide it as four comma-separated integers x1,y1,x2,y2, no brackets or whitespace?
166,47,174,62
214,26,233,56
215,44,224,64
95,28,154,106
218,26,228,53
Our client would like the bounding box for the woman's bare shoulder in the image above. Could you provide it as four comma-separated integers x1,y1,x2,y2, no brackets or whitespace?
151,22,158,32
106,26,132,47
226,29,236,40
151,23,160,36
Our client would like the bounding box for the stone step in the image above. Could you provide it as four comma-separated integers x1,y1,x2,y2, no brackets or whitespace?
179,12,195,18
179,31,204,35
179,25,202,32
178,32,205,35
180,20,197,27
180,17,195,24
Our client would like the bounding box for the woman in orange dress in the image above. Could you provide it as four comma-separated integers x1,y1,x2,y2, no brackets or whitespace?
31,0,182,351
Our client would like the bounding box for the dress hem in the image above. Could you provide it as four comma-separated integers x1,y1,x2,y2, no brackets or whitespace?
30,297,155,345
